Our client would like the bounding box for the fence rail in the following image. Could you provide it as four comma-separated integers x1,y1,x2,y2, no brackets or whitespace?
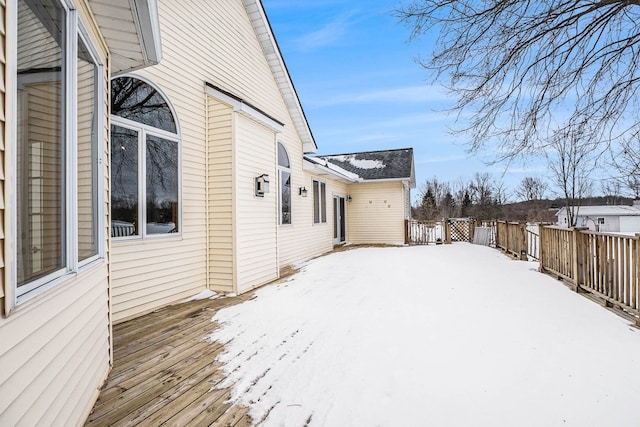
496,221,527,260
407,218,640,324
540,226,640,323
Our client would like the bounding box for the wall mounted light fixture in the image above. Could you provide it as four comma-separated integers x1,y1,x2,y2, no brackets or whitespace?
255,174,270,197
299,187,308,197
347,195,352,202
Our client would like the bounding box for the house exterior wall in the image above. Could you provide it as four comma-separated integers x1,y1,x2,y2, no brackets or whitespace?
347,181,406,245
619,216,640,233
207,96,235,294
0,2,112,425
110,0,305,318
235,116,278,293
578,215,620,232
278,172,348,269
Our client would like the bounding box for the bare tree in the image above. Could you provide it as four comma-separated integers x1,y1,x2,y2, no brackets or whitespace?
600,180,624,205
610,137,640,197
468,172,504,219
394,1,640,161
515,177,548,202
547,125,595,227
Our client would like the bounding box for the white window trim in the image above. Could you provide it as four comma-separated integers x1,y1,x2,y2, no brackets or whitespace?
110,76,182,240
278,143,292,226
12,3,106,305
77,25,106,268
313,179,327,224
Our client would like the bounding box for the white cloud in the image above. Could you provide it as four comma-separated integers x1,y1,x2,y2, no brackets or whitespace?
293,11,358,51
309,85,454,108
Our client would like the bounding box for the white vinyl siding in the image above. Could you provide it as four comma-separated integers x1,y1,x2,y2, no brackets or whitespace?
235,115,277,293
0,267,109,425
277,173,348,269
111,0,302,308
0,3,111,426
207,96,234,293
347,181,406,245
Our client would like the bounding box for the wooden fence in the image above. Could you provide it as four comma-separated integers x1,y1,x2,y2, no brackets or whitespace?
495,221,527,260
540,226,640,325
405,220,448,245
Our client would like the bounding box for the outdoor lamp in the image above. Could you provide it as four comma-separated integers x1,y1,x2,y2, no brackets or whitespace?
299,187,308,197
255,174,270,197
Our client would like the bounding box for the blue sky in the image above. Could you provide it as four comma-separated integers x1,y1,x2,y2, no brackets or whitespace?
261,0,548,203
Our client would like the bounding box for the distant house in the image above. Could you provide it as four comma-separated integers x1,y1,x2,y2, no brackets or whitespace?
556,204,640,233
0,1,415,424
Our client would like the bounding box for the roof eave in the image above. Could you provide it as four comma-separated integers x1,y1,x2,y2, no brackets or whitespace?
89,0,163,74
243,0,318,154
132,0,163,66
303,157,359,183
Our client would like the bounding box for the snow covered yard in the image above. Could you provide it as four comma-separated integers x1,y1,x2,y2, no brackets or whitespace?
209,244,640,426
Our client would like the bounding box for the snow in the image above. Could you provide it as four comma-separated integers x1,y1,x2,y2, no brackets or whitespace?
330,154,386,170
208,244,640,426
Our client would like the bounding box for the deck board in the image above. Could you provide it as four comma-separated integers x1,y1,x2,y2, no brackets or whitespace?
85,294,254,426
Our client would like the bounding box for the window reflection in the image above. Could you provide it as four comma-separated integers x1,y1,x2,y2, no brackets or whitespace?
111,125,139,237
77,35,98,260
17,0,66,286
110,76,180,238
146,135,178,234
111,77,177,133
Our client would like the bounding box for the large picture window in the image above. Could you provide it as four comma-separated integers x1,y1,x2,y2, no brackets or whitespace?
16,0,103,297
111,76,180,238
278,142,291,225
313,180,327,224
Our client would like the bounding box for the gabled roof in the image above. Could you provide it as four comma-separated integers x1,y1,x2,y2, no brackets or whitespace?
556,205,640,217
243,0,318,154
88,0,162,74
316,148,416,187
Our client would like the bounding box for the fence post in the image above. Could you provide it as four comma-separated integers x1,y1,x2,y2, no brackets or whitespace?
519,222,527,260
538,225,545,272
404,219,409,245
572,227,588,293
445,219,452,244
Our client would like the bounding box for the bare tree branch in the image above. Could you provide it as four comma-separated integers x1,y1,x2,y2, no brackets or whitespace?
395,0,640,160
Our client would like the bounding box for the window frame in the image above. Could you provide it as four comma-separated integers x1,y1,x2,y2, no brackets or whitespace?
277,142,292,226
110,74,182,240
313,179,327,224
12,1,106,304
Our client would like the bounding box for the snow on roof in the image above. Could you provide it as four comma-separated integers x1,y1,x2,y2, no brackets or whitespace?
556,205,640,217
303,156,362,182
315,148,414,184
326,155,386,170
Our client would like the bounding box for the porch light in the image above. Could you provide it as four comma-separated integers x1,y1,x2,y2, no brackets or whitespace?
347,195,352,202
299,187,308,197
255,174,270,197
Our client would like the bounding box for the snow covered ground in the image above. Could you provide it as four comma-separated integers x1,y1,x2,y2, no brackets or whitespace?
208,244,640,426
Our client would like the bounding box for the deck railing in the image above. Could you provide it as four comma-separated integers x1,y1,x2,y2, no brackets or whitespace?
539,226,640,323
495,221,528,260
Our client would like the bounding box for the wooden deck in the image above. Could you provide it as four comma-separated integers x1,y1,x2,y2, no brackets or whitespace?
85,293,255,427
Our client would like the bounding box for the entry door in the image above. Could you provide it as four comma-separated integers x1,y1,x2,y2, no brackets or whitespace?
333,196,346,245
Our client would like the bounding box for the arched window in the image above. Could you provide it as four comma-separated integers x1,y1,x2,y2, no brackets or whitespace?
278,142,291,225
110,76,181,238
